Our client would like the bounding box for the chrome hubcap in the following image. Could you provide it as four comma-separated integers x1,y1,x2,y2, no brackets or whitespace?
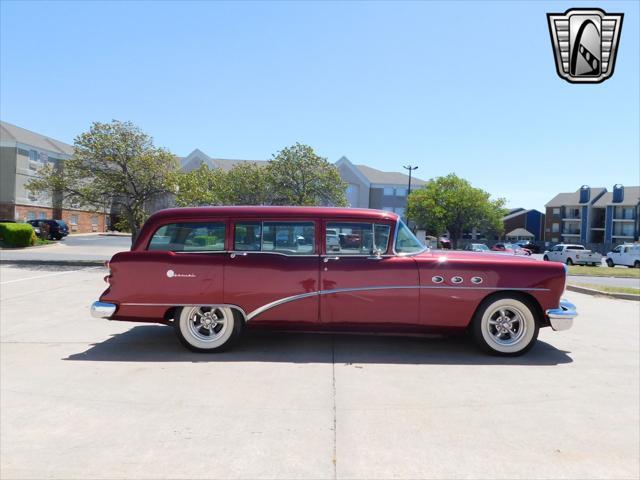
487,307,526,346
187,306,228,342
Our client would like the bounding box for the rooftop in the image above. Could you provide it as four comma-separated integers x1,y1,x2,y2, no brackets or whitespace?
592,186,640,207
0,121,74,156
545,187,606,207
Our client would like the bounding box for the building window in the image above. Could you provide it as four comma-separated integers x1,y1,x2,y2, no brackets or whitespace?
38,212,46,220
552,223,559,233
551,237,559,243
383,187,394,196
91,216,98,226
552,208,560,215
29,150,38,161
71,215,79,226
613,223,634,237
615,206,634,220
27,211,36,220
395,187,407,197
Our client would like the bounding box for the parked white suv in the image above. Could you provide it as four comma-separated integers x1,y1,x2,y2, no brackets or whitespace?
543,244,602,266
606,244,640,268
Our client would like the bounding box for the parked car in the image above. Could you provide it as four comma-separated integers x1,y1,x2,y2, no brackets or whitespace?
606,244,640,268
464,243,490,252
515,241,542,254
28,219,69,240
325,228,341,252
543,244,602,266
491,243,531,256
91,206,576,356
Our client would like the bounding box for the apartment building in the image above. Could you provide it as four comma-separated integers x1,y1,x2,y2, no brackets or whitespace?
502,208,545,242
544,185,639,248
0,121,108,233
335,156,427,217
592,185,640,244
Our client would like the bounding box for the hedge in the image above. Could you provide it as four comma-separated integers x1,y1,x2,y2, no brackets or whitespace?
0,223,36,247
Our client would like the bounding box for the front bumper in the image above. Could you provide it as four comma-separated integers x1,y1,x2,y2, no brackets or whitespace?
91,301,117,319
546,299,577,331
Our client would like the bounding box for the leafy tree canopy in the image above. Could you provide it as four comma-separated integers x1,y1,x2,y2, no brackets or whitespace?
407,173,506,248
26,120,177,241
173,143,347,208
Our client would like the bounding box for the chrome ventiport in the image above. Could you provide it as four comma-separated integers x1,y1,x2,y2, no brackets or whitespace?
432,275,444,284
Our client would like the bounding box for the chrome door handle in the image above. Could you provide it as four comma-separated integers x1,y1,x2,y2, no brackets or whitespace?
230,252,248,258
323,256,340,263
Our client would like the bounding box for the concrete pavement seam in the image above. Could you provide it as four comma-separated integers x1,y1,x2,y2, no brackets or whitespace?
332,335,337,480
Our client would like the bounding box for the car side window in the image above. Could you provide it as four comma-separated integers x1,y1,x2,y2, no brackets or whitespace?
234,222,262,251
326,222,391,255
148,222,226,252
234,221,316,255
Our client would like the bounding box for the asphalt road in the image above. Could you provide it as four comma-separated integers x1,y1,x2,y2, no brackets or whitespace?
1,264,638,479
0,234,130,262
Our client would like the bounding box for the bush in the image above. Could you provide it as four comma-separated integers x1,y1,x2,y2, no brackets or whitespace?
0,223,37,247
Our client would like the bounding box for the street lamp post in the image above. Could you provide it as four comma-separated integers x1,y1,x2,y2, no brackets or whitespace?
403,165,418,222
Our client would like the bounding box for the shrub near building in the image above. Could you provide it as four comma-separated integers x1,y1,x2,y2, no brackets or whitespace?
0,223,36,247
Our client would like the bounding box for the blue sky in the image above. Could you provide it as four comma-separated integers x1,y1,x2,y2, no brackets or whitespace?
1,0,638,211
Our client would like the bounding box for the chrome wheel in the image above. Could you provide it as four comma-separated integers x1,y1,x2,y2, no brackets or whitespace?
186,306,228,343
176,305,239,351
486,306,527,347
475,296,538,355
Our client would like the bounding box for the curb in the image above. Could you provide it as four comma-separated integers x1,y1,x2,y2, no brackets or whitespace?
0,259,105,267
567,284,640,301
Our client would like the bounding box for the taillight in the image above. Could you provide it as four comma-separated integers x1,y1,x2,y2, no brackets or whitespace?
104,260,111,283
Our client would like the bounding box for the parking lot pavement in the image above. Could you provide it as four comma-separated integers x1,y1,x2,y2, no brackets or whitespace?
1,265,639,479
0,234,130,263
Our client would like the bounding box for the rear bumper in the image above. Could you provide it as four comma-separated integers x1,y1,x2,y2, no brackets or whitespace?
91,301,117,319
546,299,577,331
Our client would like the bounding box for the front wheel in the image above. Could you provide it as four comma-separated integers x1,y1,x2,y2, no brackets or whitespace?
566,258,574,266
175,305,243,352
606,258,614,268
543,255,549,261
634,261,640,269
471,295,539,356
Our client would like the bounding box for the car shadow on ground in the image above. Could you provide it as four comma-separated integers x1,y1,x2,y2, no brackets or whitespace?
65,325,573,366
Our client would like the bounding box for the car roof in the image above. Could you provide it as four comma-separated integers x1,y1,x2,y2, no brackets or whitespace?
147,206,400,222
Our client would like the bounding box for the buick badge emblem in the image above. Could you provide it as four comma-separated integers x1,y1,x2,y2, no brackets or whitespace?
547,8,623,83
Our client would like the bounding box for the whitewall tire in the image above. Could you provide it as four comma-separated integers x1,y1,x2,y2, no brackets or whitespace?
175,306,243,352
472,295,539,356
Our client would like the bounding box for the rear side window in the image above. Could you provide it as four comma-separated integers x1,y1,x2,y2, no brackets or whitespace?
327,222,391,255
234,221,316,255
148,222,226,252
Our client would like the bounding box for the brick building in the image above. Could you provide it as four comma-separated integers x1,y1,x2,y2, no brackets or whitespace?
0,121,108,233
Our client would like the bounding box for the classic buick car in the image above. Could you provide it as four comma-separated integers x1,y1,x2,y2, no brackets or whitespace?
91,206,576,356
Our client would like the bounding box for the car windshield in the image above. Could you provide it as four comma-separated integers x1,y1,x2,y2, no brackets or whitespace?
394,220,426,255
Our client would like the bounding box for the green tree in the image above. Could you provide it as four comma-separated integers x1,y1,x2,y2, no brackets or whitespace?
407,173,506,248
26,120,177,243
267,143,347,206
226,162,270,205
173,163,229,207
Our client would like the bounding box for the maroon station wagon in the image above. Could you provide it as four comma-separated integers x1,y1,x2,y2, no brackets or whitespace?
91,206,577,356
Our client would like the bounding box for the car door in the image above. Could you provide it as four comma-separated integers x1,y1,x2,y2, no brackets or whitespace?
223,219,320,325
319,220,419,327
610,245,622,264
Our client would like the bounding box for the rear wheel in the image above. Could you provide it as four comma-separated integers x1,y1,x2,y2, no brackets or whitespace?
471,295,539,356
175,305,243,352
606,258,615,268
